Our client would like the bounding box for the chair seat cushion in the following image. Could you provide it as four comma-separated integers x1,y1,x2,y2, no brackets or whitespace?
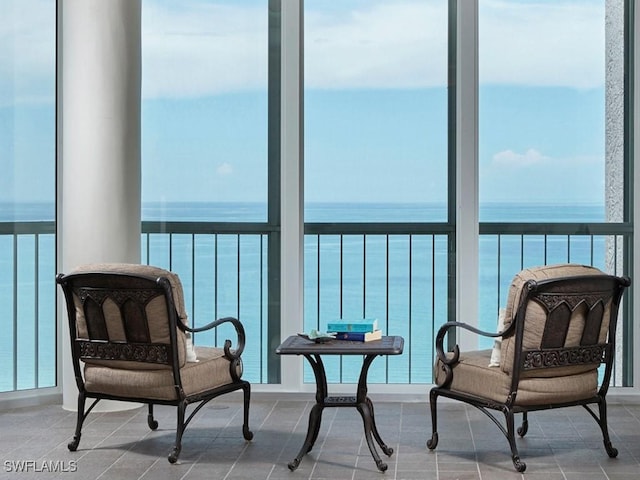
83,346,241,401
435,349,598,406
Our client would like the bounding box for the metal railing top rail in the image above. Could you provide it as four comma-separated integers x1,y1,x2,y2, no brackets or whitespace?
1,221,628,237
480,222,632,235
0,222,55,235
118,220,634,237
305,222,454,235
142,221,279,235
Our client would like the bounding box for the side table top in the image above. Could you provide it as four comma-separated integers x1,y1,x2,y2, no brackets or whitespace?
276,335,404,356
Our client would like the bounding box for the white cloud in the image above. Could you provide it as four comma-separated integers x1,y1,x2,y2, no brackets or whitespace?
142,2,268,98
0,0,610,105
481,149,604,203
492,148,551,168
141,0,606,97
216,162,233,175
141,1,449,96
304,2,448,89
479,0,605,89
0,0,55,106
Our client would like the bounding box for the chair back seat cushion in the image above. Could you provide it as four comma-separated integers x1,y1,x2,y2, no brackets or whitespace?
72,263,189,321
70,263,190,369
83,346,242,401
435,349,598,406
500,264,611,378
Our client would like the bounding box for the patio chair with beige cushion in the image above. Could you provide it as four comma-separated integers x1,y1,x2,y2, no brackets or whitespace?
56,263,253,463
427,264,630,472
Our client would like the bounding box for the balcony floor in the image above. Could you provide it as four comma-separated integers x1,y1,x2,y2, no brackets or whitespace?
1,393,639,480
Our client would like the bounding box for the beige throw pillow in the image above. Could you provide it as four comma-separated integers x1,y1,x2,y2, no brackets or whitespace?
185,332,198,362
489,308,506,367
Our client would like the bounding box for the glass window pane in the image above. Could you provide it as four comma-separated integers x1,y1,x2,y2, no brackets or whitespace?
477,1,629,382
478,0,620,223
304,0,448,222
0,0,56,392
142,0,269,222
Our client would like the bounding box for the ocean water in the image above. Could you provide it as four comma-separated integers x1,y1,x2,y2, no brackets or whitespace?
0,201,610,390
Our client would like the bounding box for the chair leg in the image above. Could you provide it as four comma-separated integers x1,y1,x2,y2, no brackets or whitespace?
504,409,526,473
426,389,439,450
517,411,528,437
596,398,618,458
168,401,187,464
147,403,158,430
242,382,254,441
68,391,88,451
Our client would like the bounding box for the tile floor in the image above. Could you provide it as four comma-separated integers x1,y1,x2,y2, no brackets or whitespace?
0,394,639,480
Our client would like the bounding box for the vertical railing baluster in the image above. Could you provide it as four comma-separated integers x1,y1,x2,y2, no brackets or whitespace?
339,234,344,382
385,235,390,383
497,234,502,313
191,234,196,329
339,234,344,317
13,234,18,390
169,233,173,269
431,234,436,374
362,234,366,317
316,234,321,329
260,234,265,383
237,234,241,320
614,235,619,275
34,234,39,388
544,234,548,264
214,234,218,346
520,234,524,269
408,234,413,383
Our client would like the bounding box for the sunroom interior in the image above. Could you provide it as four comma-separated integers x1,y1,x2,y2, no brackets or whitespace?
1,1,640,478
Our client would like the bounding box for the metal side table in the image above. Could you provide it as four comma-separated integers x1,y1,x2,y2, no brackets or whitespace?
275,335,404,472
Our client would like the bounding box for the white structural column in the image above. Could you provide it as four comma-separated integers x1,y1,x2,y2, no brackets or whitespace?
279,0,305,391
456,1,479,350
456,0,480,350
58,0,142,410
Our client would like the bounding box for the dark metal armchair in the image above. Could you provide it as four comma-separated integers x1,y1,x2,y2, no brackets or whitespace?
427,264,630,472
57,263,253,463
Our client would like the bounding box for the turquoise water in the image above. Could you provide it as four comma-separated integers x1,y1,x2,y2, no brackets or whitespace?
0,201,609,390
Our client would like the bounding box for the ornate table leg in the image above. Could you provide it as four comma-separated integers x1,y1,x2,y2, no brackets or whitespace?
288,403,323,471
365,396,394,456
357,400,388,472
288,354,328,472
356,354,393,471
286,350,395,473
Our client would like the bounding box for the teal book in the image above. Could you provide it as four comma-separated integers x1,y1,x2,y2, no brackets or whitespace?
326,318,378,333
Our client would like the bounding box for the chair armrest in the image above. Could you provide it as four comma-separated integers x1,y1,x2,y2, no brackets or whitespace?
434,320,514,387
178,316,246,361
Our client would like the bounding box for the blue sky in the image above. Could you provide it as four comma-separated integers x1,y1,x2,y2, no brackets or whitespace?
140,0,608,207
0,0,55,204
1,0,610,211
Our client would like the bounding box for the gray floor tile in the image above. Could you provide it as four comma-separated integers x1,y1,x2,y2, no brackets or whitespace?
0,395,639,479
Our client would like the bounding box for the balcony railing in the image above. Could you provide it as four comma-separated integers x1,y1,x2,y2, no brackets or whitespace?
479,222,632,386
141,221,276,384
303,223,453,385
0,221,56,393
0,219,632,393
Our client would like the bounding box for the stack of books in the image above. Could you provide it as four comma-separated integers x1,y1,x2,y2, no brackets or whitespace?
326,318,382,342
